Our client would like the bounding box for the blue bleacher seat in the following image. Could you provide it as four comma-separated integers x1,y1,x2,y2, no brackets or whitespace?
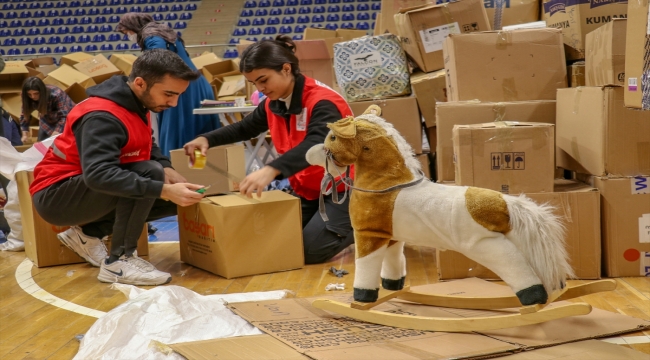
340,21,354,29
102,7,113,14
357,12,369,20
326,13,339,21
254,8,267,16
371,2,380,10
19,10,31,18
157,4,169,11
292,34,302,40
80,16,92,24
372,12,377,20
342,12,354,21
124,0,135,4
238,18,251,26
153,13,163,20
122,33,129,41
41,1,55,9
300,0,312,4
328,5,339,12
241,9,253,17
30,2,41,9
48,36,61,44
2,4,13,11
110,0,121,5
66,18,78,25
0,49,4,56
222,49,234,59
246,37,258,41
0,29,9,37
263,26,277,34
54,45,67,53
18,37,30,45
56,0,67,6
258,0,270,6
72,25,84,33
100,24,113,32
23,47,36,54
268,16,280,25
108,15,120,23
313,5,325,12
70,45,83,52
357,22,369,30
174,21,186,29
342,0,354,2
86,25,99,32
180,12,191,20
296,15,309,23
294,24,306,32
9,20,21,27
97,0,108,5
229,38,240,44
38,18,50,26
75,9,86,16
185,3,196,10
4,11,16,19
282,16,295,24
315,0,326,3
171,3,182,11
273,0,284,5
165,13,178,20
28,28,40,35
85,44,98,51
57,26,70,34
93,34,106,42
284,7,296,14
88,8,99,15
252,17,264,25
279,25,292,33
42,27,55,34
24,19,36,27
52,18,63,26
47,9,58,17
15,3,26,11
144,5,155,12
298,6,310,13
357,3,369,10
83,0,94,6
94,16,106,23
270,8,282,15
108,33,120,41
244,0,256,8
287,0,298,4
32,9,45,17
116,6,127,13
312,14,324,22
100,44,113,51
137,0,147,4
342,4,353,11
328,0,340,2
131,43,140,49
165,21,172,27
325,23,337,30
115,43,129,50
63,35,76,43
130,5,141,12
39,46,53,54
7,48,20,56
248,27,262,35
32,36,45,45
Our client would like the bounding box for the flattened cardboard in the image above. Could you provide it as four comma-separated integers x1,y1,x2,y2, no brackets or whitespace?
567,61,585,87
501,339,650,359
624,0,649,109
44,64,97,90
191,52,222,71
592,176,650,277
395,0,491,72
484,0,539,30
556,86,650,177
177,191,303,279
73,54,123,84
349,96,423,154
0,61,30,94
410,69,446,128
59,52,94,67
170,335,309,360
109,54,138,76
169,144,245,196
585,18,626,87
444,28,567,102
438,180,601,280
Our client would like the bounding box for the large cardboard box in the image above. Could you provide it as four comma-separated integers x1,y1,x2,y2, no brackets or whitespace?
592,176,650,277
25,57,58,78
200,60,241,91
302,28,367,57
15,171,148,267
378,0,433,36
191,52,222,71
542,0,627,60
436,100,556,182
217,75,247,99
43,64,97,91
169,144,245,196
0,61,30,94
484,0,540,30
438,179,601,280
59,52,94,67
556,86,650,177
1,93,24,121
585,18,626,87
349,96,424,154
65,83,89,104
443,28,567,102
410,69,446,128
395,0,491,72
73,54,123,84
567,61,585,87
624,0,650,109
109,54,138,76
177,191,303,279
453,122,555,194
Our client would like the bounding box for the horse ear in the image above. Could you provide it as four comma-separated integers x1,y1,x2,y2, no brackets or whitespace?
362,105,382,116
327,116,357,138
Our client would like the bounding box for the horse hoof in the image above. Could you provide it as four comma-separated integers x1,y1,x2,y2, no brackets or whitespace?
516,284,548,305
353,287,379,302
382,276,405,291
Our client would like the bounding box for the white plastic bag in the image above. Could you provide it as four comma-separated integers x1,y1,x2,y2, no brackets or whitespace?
0,181,23,251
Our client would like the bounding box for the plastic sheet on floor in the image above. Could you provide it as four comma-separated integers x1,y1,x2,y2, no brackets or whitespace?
74,284,288,360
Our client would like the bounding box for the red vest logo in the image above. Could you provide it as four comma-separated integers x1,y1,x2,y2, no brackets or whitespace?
120,149,142,158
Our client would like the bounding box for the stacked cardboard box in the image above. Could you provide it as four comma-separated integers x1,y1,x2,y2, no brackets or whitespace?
624,0,650,109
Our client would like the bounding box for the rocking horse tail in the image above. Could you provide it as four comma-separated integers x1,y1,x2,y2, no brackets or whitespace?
505,195,575,295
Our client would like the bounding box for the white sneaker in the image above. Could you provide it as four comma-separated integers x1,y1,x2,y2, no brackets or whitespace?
97,255,171,286
57,226,108,267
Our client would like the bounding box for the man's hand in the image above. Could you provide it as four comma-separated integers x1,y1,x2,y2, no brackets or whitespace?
183,136,210,165
21,131,30,144
161,183,205,207
239,166,281,198
164,167,187,184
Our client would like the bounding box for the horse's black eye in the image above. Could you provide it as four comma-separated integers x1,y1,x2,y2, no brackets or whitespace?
363,146,370,151
330,135,336,141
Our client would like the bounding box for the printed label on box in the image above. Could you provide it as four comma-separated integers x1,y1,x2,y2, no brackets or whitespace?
640,214,650,244
641,252,650,276
629,77,638,92
491,152,525,170
350,51,382,70
631,176,649,194
419,22,461,53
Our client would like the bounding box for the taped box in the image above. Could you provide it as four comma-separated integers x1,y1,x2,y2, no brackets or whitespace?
438,179,601,280
410,69,446,128
542,0,627,60
436,100,556,182
624,0,650,109
15,171,148,267
585,18,626,87
453,122,555,194
556,86,650,177
333,34,410,102
567,61,585,87
443,28,567,102
394,0,490,72
177,191,304,279
484,0,540,30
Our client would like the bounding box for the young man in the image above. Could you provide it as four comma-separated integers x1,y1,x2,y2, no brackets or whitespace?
29,49,205,285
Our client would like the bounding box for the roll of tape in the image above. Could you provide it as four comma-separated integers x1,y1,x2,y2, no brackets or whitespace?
189,149,206,169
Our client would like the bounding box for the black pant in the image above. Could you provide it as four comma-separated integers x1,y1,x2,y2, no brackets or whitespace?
33,161,177,258
300,193,354,264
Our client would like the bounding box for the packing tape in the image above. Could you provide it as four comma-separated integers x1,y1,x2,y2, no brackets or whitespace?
492,103,506,122
441,3,454,26
495,31,512,49
502,77,518,101
189,149,206,169
572,87,582,115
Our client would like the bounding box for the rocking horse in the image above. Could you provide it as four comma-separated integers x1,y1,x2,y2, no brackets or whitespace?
305,105,615,332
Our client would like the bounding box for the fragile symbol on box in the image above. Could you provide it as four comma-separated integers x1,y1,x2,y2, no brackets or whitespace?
462,22,480,32
491,152,525,170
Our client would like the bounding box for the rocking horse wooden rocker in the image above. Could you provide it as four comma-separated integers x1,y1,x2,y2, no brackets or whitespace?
305,105,615,332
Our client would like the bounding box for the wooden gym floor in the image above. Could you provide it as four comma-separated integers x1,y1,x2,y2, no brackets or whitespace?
1,243,649,359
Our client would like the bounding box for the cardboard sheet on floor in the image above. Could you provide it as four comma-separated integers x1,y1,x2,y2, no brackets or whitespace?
499,339,650,359
223,278,649,359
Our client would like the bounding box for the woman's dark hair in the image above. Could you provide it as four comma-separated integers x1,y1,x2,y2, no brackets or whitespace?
116,12,184,50
21,77,49,119
240,35,300,76
129,48,200,87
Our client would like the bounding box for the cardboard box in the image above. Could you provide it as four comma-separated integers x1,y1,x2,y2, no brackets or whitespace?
395,0,491,72
1,93,24,120
109,54,138,76
25,57,58,78
624,0,650,109
453,122,555,194
201,60,241,88
542,0,627,60
73,54,123,84
0,61,30,94
169,144,245,196
416,153,431,179
65,83,89,104
59,52,94,67
302,28,366,57
44,64,97,91
177,191,304,279
378,0,433,36
556,86,650,177
443,28,567,102
592,176,650,277
436,100,556,182
349,96,423,154
484,0,540,30
410,69,446,128
217,75,246,99
567,61,585,87
191,52,222,71
15,171,148,267
585,18,626,87
438,179,601,280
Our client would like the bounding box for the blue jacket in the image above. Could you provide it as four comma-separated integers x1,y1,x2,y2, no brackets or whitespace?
1,110,23,146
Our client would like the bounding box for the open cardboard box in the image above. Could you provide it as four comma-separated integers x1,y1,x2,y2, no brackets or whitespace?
44,64,97,91
109,54,138,76
0,61,30,95
73,54,123,84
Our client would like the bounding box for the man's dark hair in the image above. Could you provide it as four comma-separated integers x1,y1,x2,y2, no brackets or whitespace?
128,49,200,87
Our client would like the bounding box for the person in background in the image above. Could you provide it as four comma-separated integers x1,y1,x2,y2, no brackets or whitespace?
184,35,355,264
20,77,75,143
29,50,205,285
117,13,220,156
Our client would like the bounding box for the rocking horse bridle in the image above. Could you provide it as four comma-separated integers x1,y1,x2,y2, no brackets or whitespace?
318,151,426,221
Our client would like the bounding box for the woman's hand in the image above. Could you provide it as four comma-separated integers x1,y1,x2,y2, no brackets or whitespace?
183,136,209,165
160,183,205,207
21,131,30,144
163,167,187,184
239,166,281,198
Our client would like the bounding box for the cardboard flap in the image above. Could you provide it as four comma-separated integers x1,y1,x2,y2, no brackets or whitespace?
45,64,97,89
294,40,331,60
191,52,223,70
207,191,294,207
170,334,308,360
60,52,94,67
217,75,246,98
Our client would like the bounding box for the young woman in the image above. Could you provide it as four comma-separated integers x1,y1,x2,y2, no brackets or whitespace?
184,36,355,264
117,13,220,156
20,77,75,143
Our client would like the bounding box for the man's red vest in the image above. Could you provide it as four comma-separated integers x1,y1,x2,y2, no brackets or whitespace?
30,97,152,195
266,76,353,200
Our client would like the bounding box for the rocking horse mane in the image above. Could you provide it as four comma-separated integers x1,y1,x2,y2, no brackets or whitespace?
355,113,422,177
